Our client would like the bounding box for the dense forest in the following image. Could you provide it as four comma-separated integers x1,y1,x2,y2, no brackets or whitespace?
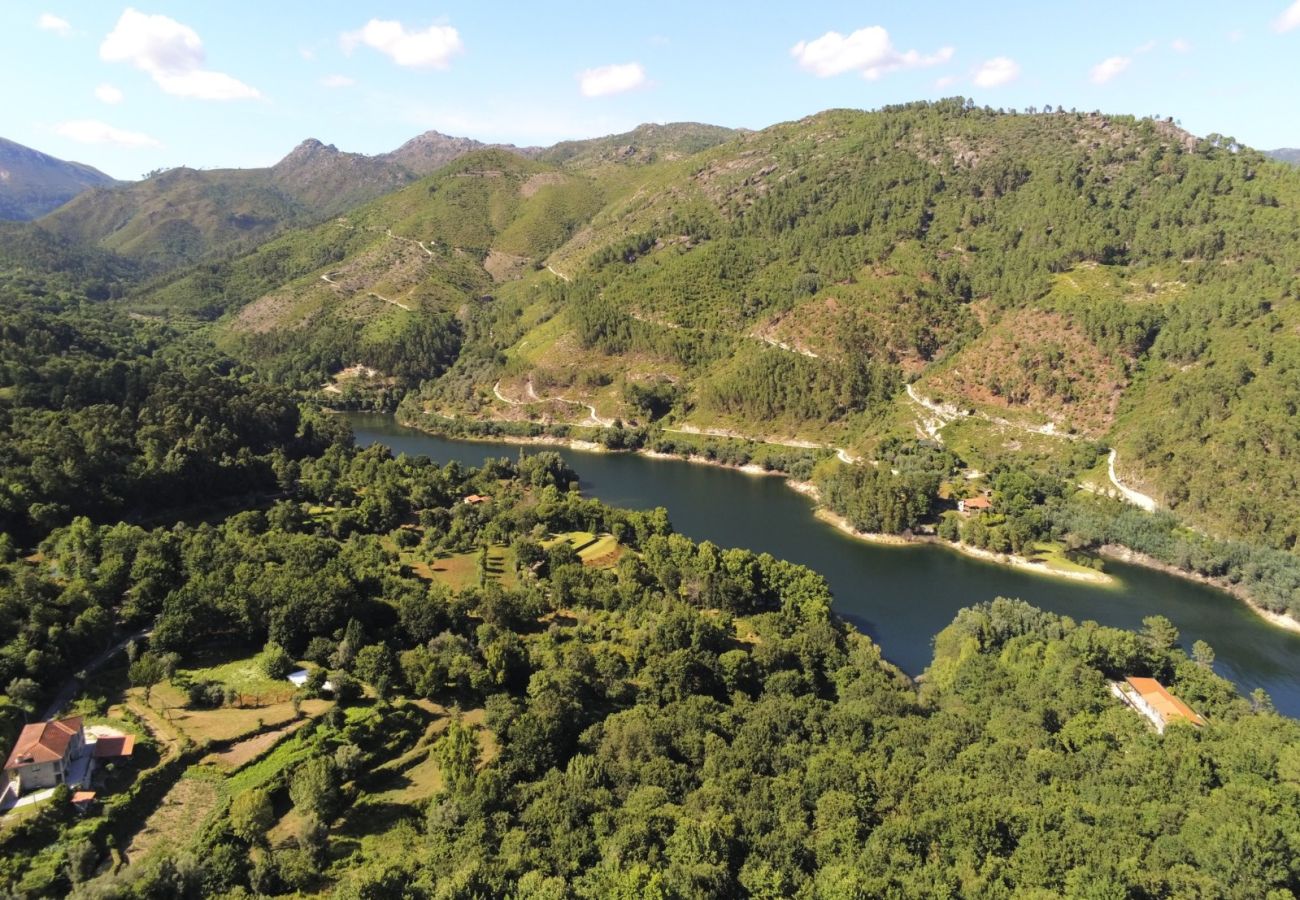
1,437,1296,898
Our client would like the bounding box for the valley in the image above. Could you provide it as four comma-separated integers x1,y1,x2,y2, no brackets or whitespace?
4,88,1300,898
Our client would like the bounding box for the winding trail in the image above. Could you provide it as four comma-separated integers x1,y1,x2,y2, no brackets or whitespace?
493,379,613,428
662,423,860,464
321,272,412,311
904,383,1081,444
756,335,820,359
546,264,570,283
367,291,412,312
1107,449,1158,511
905,384,1159,513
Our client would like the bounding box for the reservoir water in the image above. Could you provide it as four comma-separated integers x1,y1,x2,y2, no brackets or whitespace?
346,413,1300,717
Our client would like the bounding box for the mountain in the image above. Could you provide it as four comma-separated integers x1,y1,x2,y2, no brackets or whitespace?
136,101,1300,554
1268,148,1300,165
32,124,728,273
381,130,539,173
36,141,418,272
536,122,741,167
0,137,117,221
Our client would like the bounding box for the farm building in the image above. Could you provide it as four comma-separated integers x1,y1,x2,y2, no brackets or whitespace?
1112,677,1207,733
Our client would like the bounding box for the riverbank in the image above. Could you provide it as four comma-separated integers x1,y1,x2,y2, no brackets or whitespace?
787,481,1115,586
390,415,1300,630
1098,545,1300,635
393,417,609,454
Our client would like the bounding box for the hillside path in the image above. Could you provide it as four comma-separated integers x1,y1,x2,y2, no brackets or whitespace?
904,383,1081,444
493,378,613,427
1107,449,1158,511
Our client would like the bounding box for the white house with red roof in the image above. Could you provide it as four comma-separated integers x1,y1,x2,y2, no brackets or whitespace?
4,716,86,794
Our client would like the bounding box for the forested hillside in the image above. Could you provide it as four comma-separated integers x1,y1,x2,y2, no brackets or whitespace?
130,100,1300,555
0,438,1296,898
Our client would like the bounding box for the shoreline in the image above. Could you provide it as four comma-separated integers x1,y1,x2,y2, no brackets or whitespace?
386,414,1300,632
1097,545,1300,635
788,482,1115,585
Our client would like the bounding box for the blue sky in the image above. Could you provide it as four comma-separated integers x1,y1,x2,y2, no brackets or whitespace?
3,1,1299,179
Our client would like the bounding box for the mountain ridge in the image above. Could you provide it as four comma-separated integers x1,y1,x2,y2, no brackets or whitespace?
28,123,738,273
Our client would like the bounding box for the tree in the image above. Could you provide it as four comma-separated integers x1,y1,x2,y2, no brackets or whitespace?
5,678,41,718
352,643,399,697
259,641,295,679
1192,640,1216,669
230,787,274,845
129,652,169,705
434,713,479,794
1141,615,1179,653
290,755,342,824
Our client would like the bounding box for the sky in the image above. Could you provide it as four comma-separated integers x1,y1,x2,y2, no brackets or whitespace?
2,1,1299,180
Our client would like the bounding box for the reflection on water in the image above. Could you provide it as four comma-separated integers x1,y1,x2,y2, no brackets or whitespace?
345,413,1300,717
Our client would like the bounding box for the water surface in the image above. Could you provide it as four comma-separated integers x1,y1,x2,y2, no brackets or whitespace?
346,413,1300,716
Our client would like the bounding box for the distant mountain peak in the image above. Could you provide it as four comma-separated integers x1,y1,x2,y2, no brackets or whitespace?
0,136,117,220
275,138,341,169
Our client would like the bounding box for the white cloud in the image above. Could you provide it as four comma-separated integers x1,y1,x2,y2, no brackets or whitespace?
1171,37,1193,52
100,8,261,100
1089,55,1131,84
95,83,124,104
321,74,355,89
934,74,960,89
973,56,1020,87
578,62,647,97
791,27,953,79
37,13,71,36
1274,1,1300,31
1227,28,1245,42
55,119,160,148
1134,39,1157,54
341,19,462,69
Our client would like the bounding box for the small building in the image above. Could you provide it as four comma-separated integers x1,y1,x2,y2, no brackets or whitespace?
287,669,334,693
958,495,992,514
463,494,491,505
1113,677,1206,733
4,716,87,795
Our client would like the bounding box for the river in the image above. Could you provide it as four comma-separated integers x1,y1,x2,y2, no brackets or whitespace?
345,413,1300,717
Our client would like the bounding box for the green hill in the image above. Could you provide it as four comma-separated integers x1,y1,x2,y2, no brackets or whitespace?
130,100,1300,552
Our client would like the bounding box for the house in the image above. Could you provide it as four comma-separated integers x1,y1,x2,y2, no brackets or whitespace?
1113,677,1206,733
463,494,491,505
4,716,87,795
958,495,993,514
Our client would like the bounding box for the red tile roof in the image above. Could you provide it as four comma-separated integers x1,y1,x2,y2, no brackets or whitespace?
1126,677,1207,727
93,734,135,758
4,716,83,769
961,496,993,509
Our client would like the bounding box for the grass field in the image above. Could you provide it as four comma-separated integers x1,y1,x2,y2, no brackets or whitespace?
419,544,519,590
1025,540,1107,578
140,650,332,745
542,531,623,568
